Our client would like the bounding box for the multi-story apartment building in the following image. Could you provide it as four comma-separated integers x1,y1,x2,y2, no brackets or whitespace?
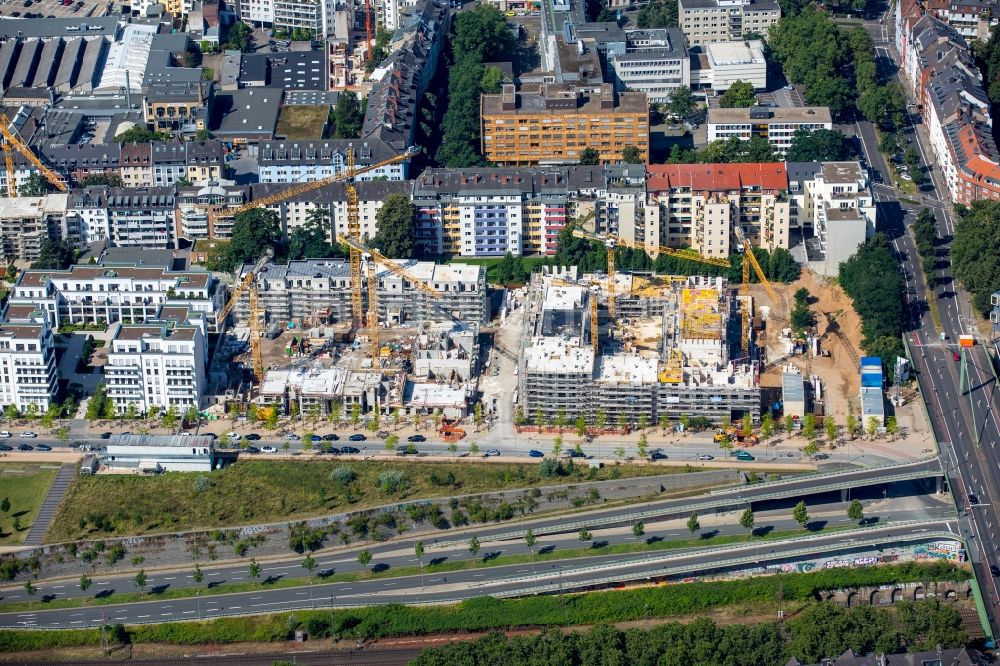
151,142,188,187
105,307,207,414
93,188,178,249
678,0,780,46
239,0,359,38
923,0,999,39
9,264,225,332
480,84,649,165
897,0,1000,204
412,166,616,257
787,161,876,276
176,183,249,241
257,140,407,183
707,106,833,156
645,163,791,258
606,28,690,103
0,310,58,413
185,140,226,183
235,258,487,326
0,194,70,262
121,142,153,188
39,144,122,186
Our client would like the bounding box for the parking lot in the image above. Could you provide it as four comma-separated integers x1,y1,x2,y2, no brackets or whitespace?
0,0,110,18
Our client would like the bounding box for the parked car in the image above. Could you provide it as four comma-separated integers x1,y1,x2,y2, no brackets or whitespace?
348,434,366,442
697,454,715,461
226,432,241,441
0,431,10,438
308,434,323,442
244,446,261,454
286,433,301,441
407,434,426,442
99,432,112,439
397,445,419,455
341,445,361,454
991,564,1000,578
322,433,340,441
735,451,755,461
483,449,501,457
21,431,37,438
650,451,668,461
325,446,342,454
244,433,261,441
528,449,545,458
0,444,11,451
953,351,960,361
18,444,33,451
261,446,278,453
566,450,586,458
783,83,794,90
35,444,52,451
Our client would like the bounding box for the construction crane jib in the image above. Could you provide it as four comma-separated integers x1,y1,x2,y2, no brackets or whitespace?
337,234,442,367
0,113,67,197
219,248,275,384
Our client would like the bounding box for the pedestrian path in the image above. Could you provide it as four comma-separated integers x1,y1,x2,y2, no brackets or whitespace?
22,464,75,547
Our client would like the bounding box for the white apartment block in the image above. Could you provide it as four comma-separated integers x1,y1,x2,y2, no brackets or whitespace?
257,141,407,184
9,265,225,333
0,313,58,413
707,106,833,156
787,161,876,276
239,0,362,38
704,40,766,91
67,188,177,249
105,318,207,414
678,0,780,46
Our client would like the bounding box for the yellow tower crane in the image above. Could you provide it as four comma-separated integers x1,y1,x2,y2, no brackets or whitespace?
0,113,67,196
217,248,275,384
210,145,420,328
338,235,443,367
570,229,730,320
734,227,778,357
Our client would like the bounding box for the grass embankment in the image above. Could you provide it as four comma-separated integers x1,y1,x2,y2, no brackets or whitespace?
0,463,59,546
0,561,968,652
47,460,693,542
2,526,826,614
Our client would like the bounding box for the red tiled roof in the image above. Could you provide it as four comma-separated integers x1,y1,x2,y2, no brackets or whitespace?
646,163,788,192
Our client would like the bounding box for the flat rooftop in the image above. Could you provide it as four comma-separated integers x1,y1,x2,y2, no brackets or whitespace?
543,282,586,311
707,106,832,124
523,336,595,375
597,353,658,384
706,40,765,66
404,381,466,407
107,434,215,448
860,386,884,416
821,161,864,184
482,88,648,116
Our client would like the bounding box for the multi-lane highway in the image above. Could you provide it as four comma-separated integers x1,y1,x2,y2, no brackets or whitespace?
0,485,947,607
1,519,961,628
858,14,1000,635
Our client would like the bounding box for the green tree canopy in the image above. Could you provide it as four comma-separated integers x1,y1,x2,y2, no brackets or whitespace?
30,239,75,270
289,209,341,260
719,80,757,108
667,85,697,120
637,0,678,28
19,173,54,197
371,193,417,258
220,209,285,273
578,147,600,165
332,91,363,139
785,129,852,162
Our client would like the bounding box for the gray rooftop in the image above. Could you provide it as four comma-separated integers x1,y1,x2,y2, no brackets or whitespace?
211,88,281,138
0,16,118,39
784,161,823,185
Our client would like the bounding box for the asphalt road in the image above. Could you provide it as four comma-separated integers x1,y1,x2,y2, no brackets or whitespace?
0,492,945,608
860,23,1000,635
1,518,959,629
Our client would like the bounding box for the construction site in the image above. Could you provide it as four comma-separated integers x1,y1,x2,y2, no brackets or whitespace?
199,145,486,432
516,269,761,427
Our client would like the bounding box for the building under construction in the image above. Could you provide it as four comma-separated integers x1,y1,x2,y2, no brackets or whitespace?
517,271,759,426
233,258,488,328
